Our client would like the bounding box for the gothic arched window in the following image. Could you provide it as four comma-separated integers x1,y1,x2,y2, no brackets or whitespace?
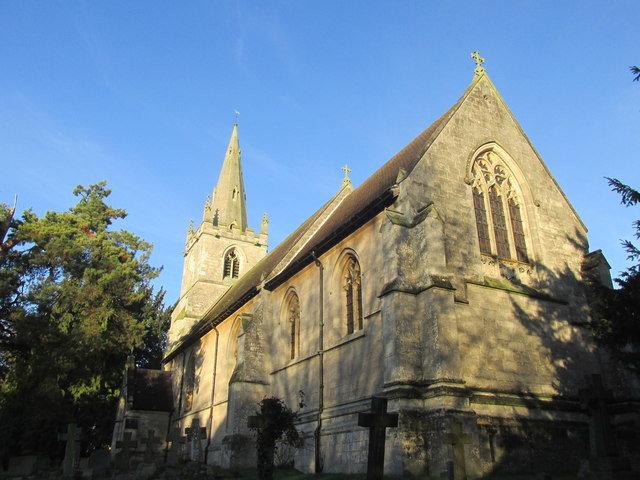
343,256,363,334
285,292,300,360
470,150,529,263
223,249,240,279
183,351,196,413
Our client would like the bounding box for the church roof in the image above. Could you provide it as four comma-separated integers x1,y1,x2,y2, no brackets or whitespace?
163,74,479,363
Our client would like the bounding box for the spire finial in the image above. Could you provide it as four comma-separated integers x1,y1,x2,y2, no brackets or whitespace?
470,51,485,76
234,110,240,124
341,164,352,186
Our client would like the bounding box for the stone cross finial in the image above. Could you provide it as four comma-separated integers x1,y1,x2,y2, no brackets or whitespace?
341,164,352,186
234,110,240,124
470,51,485,75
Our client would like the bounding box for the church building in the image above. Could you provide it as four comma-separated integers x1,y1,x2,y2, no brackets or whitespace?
113,57,639,477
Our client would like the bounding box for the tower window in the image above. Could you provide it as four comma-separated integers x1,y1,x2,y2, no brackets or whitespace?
470,150,530,262
224,249,240,279
343,255,363,334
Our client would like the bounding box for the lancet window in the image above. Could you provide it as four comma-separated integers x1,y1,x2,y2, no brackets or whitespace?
285,292,300,360
183,351,196,413
343,255,363,334
470,150,529,263
223,249,240,279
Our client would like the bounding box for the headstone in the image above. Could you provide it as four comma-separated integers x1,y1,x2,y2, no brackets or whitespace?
166,427,187,465
115,431,138,471
88,449,111,476
578,374,636,480
357,396,399,480
8,455,39,476
248,410,274,480
139,430,162,463
184,417,207,463
59,423,82,477
135,462,157,480
444,420,471,480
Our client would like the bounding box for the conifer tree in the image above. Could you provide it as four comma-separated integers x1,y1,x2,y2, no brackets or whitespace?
0,182,170,461
591,179,640,370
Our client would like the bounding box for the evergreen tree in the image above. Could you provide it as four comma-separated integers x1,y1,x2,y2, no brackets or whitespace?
591,179,640,370
0,182,170,461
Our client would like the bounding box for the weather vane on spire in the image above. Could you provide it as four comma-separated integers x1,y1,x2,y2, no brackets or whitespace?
341,164,352,186
470,51,485,76
234,110,240,124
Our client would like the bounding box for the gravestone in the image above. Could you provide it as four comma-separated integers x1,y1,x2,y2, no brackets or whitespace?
357,396,399,480
87,449,111,477
185,418,207,463
578,374,636,480
140,430,162,463
59,423,82,477
7,455,39,476
248,410,273,480
444,420,471,480
115,431,138,471
166,427,187,465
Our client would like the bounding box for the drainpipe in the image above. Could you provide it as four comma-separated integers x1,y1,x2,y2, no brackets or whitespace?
204,326,220,465
311,250,324,473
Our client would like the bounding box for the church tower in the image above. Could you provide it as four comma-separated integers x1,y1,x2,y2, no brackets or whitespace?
168,124,268,344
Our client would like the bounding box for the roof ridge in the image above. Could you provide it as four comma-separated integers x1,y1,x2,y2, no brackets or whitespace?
268,183,353,281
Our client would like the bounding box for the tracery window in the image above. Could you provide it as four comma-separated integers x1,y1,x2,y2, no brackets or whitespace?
285,292,300,360
223,249,240,279
343,256,363,334
470,150,529,263
183,351,196,413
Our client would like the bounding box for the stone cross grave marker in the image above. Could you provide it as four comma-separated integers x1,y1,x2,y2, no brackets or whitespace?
115,431,138,470
58,423,82,477
185,418,207,463
580,373,616,457
445,420,471,480
140,430,162,463
166,427,187,465
248,411,274,480
357,396,399,480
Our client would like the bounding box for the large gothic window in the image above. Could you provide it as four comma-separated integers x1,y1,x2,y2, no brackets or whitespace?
343,256,363,334
223,249,240,279
183,351,196,413
285,291,300,360
470,150,530,263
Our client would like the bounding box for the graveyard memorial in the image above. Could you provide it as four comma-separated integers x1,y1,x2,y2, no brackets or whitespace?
357,396,399,480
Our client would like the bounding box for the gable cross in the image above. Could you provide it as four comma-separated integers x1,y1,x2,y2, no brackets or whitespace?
341,164,352,186
58,423,82,477
470,51,485,75
444,420,472,480
357,396,399,480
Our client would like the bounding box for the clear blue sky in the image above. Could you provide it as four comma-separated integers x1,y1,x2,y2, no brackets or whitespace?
2,1,639,305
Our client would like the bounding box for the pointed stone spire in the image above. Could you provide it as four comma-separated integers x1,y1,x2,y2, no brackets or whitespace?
205,124,249,231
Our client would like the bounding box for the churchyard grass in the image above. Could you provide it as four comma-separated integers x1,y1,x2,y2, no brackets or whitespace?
191,468,577,480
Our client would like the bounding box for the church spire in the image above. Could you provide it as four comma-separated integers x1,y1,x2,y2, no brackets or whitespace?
205,123,249,231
